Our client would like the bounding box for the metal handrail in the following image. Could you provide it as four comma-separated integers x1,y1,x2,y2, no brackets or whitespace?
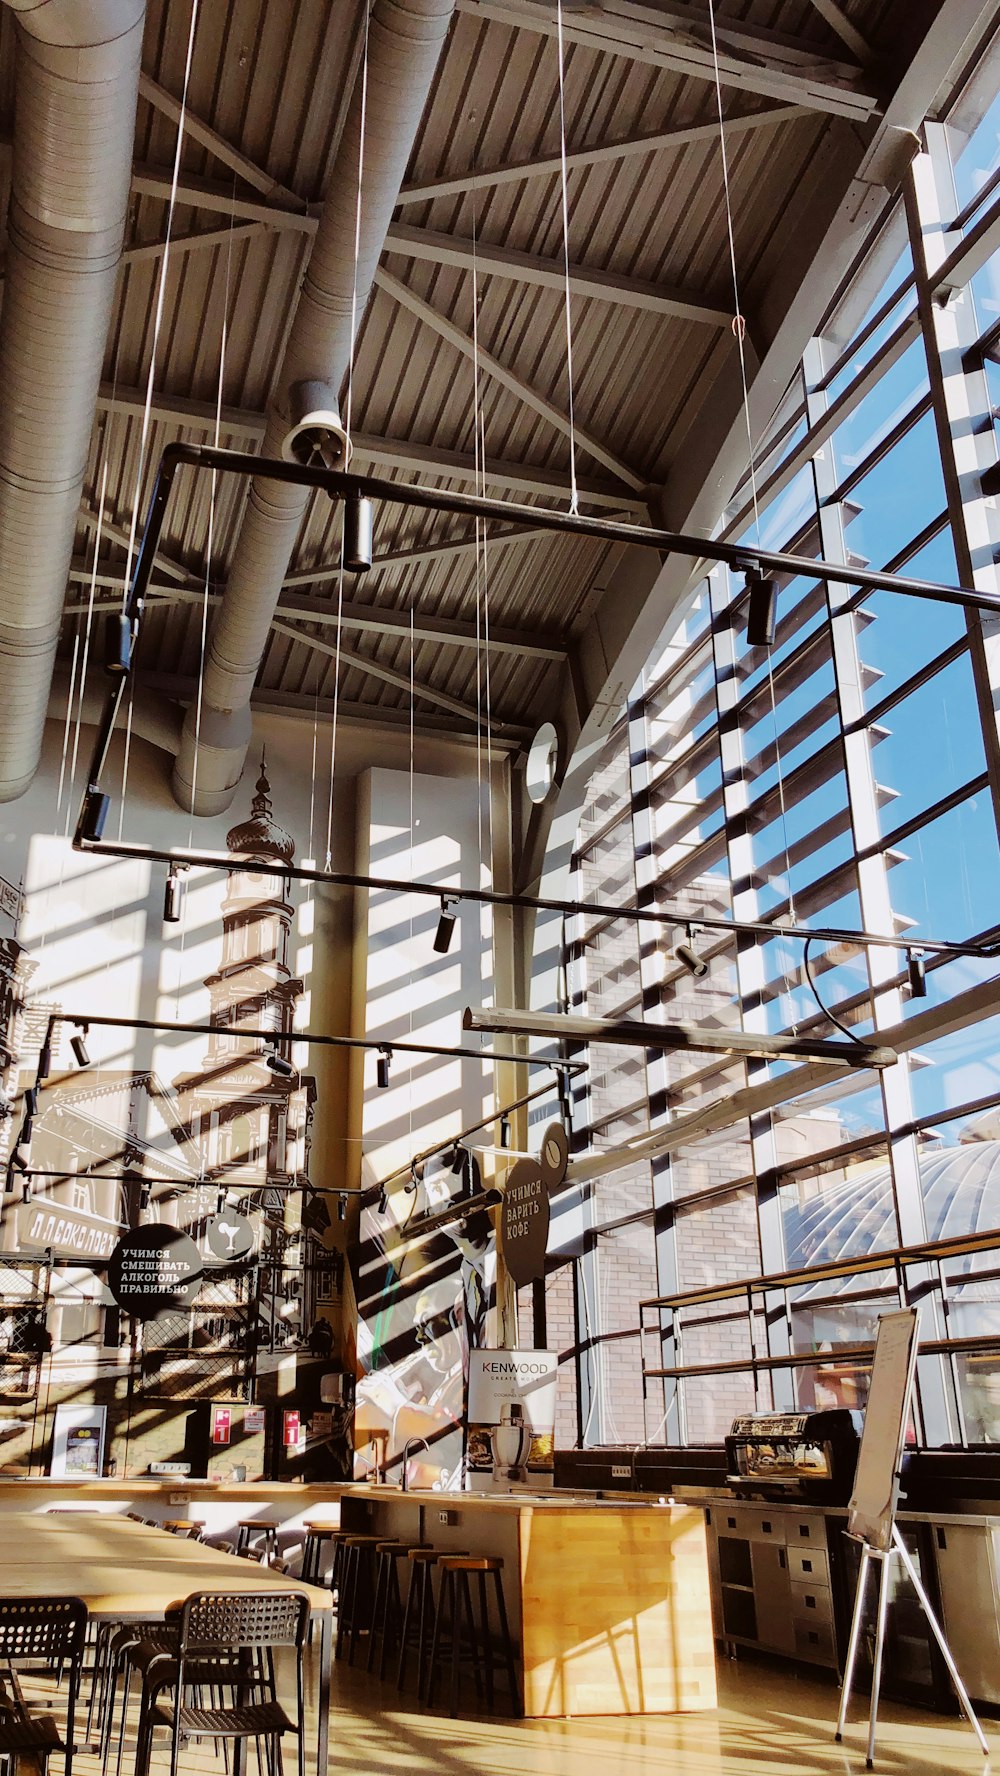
640,1223,1000,1314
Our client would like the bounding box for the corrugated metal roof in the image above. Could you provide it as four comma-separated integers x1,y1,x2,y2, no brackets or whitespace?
30,0,914,746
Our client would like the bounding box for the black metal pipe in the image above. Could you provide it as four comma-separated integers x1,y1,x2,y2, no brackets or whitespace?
70,440,1000,964
70,834,999,960
42,1009,582,1073
154,441,1000,613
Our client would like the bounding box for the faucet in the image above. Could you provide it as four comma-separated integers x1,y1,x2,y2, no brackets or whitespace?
401,1435,431,1491
630,1442,645,1493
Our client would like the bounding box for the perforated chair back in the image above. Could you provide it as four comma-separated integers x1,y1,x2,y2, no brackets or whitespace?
178,1591,309,1658
0,1596,87,1664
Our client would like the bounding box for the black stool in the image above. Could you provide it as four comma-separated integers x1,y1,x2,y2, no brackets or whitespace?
367,1541,423,1679
427,1555,520,1717
335,1534,384,1663
301,1521,344,1585
235,1519,279,1562
397,1548,468,1701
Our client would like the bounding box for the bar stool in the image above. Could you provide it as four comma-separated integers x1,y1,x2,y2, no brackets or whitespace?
427,1555,520,1718
396,1547,465,1702
301,1521,344,1585
335,1534,389,1664
161,1520,204,1540
235,1519,279,1562
367,1541,424,1680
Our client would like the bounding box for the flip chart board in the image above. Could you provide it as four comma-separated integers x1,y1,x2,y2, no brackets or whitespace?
846,1307,919,1552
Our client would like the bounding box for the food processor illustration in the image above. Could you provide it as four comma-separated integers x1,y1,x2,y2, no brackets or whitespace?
490,1400,533,1483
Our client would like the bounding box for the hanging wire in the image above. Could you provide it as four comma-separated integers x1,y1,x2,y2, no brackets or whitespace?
324,0,370,871
187,173,238,842
555,0,579,516
707,0,798,1030
117,0,201,838
470,154,486,880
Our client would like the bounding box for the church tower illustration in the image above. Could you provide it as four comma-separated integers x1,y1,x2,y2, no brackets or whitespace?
176,755,313,1192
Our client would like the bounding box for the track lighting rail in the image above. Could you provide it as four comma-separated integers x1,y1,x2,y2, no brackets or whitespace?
72,440,1000,971
13,1010,579,1073
69,832,998,964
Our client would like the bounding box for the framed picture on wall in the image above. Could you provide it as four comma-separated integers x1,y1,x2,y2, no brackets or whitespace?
50,1403,107,1479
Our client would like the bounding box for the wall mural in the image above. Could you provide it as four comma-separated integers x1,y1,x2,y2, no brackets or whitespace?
0,757,352,1479
354,1145,494,1490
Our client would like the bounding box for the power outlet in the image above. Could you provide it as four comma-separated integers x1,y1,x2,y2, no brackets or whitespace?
168,1491,189,1506
611,1465,630,1479
438,1510,457,1526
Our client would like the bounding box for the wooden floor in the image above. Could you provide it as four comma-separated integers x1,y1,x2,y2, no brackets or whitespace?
29,1653,994,1776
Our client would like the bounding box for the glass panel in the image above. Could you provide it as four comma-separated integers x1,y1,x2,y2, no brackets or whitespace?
830,337,929,480
952,91,1000,219
888,790,1000,943
857,527,963,707
779,1142,897,1268
841,411,948,569
906,1008,1000,1125
870,651,985,834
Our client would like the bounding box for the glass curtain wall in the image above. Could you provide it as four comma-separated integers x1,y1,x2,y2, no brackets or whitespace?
560,75,1000,1450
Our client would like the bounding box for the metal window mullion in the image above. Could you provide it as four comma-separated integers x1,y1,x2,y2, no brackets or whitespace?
907,125,1000,849
708,564,790,1409
803,336,927,1252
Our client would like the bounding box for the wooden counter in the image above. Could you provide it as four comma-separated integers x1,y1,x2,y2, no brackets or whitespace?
339,1483,717,1719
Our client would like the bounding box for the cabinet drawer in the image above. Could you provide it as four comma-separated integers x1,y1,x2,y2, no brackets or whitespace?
793,1618,836,1666
787,1546,829,1587
790,1579,832,1626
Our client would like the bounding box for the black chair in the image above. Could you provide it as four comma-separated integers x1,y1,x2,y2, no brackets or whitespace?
0,1596,88,1776
135,1591,310,1776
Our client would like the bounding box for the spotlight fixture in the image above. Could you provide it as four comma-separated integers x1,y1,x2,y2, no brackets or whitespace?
673,928,708,978
139,1182,151,1211
106,612,133,677
907,951,928,999
79,785,110,842
377,1046,391,1090
265,1044,296,1080
377,1185,388,1215
21,1176,31,1204
70,1024,90,1068
163,869,183,924
433,896,458,955
343,493,374,572
483,1188,503,1207
338,1193,347,1222
500,1113,511,1150
23,1086,38,1120
745,567,778,649
36,1035,52,1081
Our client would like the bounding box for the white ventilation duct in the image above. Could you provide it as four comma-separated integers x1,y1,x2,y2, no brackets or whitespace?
172,0,457,815
0,0,146,802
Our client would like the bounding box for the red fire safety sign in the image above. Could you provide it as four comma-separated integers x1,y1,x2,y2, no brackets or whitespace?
282,1410,301,1448
211,1407,231,1445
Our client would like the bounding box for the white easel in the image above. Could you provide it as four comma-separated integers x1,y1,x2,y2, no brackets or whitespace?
835,1307,988,1767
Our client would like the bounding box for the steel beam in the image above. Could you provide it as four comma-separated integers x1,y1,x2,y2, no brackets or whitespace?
383,222,734,326
397,105,808,204
376,266,646,486
461,1004,896,1068
93,382,645,510
452,0,879,120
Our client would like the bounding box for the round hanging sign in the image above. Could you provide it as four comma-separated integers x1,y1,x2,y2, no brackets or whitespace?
206,1212,256,1263
107,1224,202,1321
538,1121,569,1193
500,1157,550,1286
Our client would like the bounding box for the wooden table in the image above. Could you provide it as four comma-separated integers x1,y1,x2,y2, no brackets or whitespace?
340,1485,718,1718
0,1513,334,1774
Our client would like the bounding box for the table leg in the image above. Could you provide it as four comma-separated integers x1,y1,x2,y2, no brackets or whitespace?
316,1611,332,1776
